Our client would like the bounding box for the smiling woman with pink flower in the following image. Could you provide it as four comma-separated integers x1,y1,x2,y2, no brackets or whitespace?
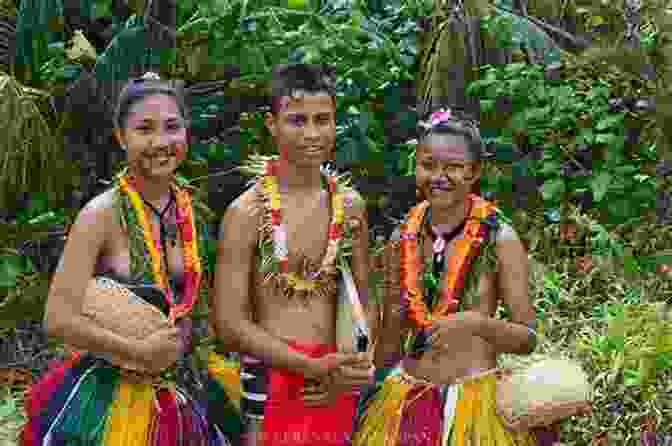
352,107,563,446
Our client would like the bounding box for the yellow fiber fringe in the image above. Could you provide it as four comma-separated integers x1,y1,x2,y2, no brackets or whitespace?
354,373,540,446
103,379,155,446
351,376,414,446
449,374,536,446
208,352,242,411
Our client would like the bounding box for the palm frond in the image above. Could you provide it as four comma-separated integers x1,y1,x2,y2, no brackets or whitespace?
0,73,75,210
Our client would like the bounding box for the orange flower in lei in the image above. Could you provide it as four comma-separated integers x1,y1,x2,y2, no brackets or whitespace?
118,173,202,322
263,159,344,291
399,194,496,329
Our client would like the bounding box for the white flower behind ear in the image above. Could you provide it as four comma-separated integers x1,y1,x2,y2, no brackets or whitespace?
66,30,97,63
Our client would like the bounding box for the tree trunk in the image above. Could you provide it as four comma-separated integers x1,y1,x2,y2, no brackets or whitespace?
418,0,516,120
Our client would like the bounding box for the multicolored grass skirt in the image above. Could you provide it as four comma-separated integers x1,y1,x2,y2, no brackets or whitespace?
20,351,240,446
207,352,242,413
351,367,539,446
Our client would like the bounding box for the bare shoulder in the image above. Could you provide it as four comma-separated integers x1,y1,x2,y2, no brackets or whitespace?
494,221,526,263
50,190,113,287
219,184,261,242
225,184,262,217
74,189,116,230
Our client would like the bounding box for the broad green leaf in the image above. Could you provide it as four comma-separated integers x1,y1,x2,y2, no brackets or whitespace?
596,114,625,131
608,198,633,219
614,165,638,175
27,211,59,225
622,253,641,274
596,133,617,144
480,99,495,112
586,86,609,102
540,178,565,201
532,84,547,101
504,62,526,76
0,255,24,288
577,128,595,145
539,160,561,175
590,15,606,27
466,78,497,96
528,106,551,121
605,145,625,164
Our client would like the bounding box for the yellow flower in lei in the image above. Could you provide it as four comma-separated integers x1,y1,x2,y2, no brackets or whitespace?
333,189,344,224
119,175,166,292
285,273,317,291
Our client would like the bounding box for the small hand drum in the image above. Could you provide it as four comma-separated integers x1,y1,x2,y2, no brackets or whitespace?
495,358,592,432
67,276,173,372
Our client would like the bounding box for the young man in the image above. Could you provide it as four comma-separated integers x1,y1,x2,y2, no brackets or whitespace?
213,64,376,446
352,108,560,446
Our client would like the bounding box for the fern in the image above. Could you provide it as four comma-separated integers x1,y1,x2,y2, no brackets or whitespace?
15,0,64,84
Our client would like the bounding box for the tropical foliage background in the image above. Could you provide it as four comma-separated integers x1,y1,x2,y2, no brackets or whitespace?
0,0,671,445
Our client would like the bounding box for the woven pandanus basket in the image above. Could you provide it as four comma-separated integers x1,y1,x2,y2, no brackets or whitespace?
66,277,173,373
495,358,592,432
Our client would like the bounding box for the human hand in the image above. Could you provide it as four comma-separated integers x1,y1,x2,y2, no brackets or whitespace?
302,377,333,407
329,351,374,389
302,352,374,406
137,326,180,373
428,311,483,349
301,352,356,407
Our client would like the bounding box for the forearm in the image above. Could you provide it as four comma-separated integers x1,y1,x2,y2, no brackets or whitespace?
373,307,405,369
45,312,144,362
477,316,537,355
215,318,320,377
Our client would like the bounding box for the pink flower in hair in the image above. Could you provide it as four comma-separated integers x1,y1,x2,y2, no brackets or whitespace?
430,108,452,127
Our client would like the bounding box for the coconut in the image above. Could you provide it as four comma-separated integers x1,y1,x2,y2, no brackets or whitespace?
505,358,591,417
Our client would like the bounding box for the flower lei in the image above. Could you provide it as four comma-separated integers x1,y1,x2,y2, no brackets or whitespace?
261,158,345,294
117,171,202,322
399,194,498,329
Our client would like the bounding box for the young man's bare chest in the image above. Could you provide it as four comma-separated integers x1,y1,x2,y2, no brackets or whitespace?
250,188,338,342
282,190,331,269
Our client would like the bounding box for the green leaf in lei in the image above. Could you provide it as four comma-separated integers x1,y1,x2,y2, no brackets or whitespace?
422,254,439,309
113,180,154,284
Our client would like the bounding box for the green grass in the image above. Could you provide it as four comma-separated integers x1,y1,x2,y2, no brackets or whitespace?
0,388,25,446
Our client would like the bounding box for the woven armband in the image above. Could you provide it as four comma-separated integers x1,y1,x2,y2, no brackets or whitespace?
525,320,539,353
